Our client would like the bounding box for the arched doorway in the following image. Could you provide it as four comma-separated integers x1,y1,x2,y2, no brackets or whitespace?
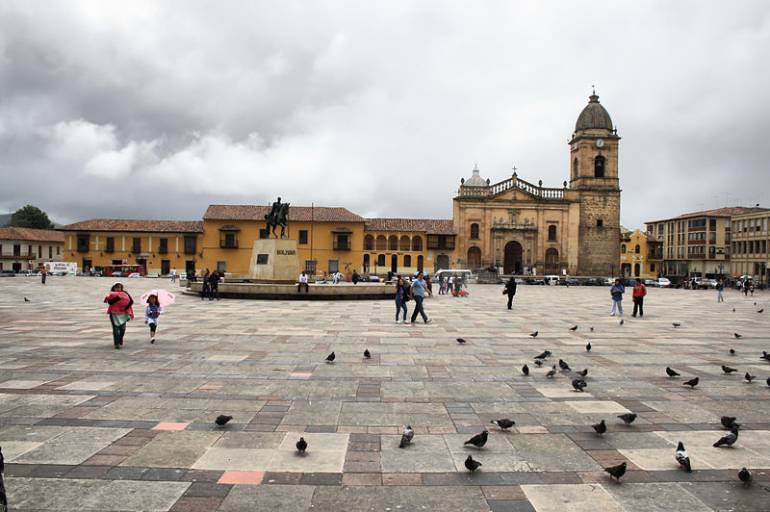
504,241,523,274
545,248,559,274
467,247,481,270
363,254,370,272
633,263,640,277
435,254,449,271
391,254,398,273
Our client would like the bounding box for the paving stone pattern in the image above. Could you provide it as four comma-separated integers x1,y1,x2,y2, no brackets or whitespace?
1,277,770,511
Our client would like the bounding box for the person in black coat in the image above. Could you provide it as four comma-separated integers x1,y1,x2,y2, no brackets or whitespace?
504,277,517,310
208,270,220,300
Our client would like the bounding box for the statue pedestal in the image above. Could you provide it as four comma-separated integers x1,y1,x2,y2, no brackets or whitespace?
249,239,300,282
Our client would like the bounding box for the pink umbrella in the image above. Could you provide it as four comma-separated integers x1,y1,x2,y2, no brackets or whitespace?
140,289,176,306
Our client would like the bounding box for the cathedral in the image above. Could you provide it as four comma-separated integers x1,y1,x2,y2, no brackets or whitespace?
452,92,621,276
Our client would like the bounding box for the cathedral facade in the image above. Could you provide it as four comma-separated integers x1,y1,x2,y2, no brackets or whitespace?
452,92,621,276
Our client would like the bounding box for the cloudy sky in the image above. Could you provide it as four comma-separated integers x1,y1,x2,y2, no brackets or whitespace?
0,1,768,227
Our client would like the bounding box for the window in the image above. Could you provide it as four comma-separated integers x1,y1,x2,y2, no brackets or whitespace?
411,236,423,251
328,260,339,273
547,225,557,242
427,235,455,250
299,230,308,245
709,218,717,230
688,218,706,229
376,235,387,250
221,233,238,248
399,235,411,251
304,260,316,274
404,255,412,267
13,244,20,256
132,237,141,253
650,263,656,272
596,219,604,228
57,246,60,255
634,244,640,254
377,254,386,266
158,238,168,254
417,255,424,271
184,236,197,255
333,234,350,251
256,254,269,264
38,245,42,258
364,235,374,250
470,223,480,240
259,228,270,239
48,246,52,259
216,261,227,273
105,237,115,253
363,254,370,272
621,244,626,253
594,155,605,178
388,235,398,251
76,235,90,253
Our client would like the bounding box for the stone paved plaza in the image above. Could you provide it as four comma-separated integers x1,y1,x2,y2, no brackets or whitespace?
1,277,770,511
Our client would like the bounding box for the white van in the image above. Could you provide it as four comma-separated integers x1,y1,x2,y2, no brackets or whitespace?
544,275,560,286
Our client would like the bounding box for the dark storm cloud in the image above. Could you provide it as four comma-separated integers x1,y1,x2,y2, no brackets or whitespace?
1,1,768,226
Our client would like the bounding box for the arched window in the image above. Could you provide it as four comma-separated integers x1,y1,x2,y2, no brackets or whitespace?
470,223,479,240
375,235,386,251
364,235,374,251
363,254,370,272
573,157,579,175
377,254,385,266
388,235,398,251
411,236,423,251
594,155,605,178
399,235,410,251
404,255,412,267
621,244,626,253
634,244,640,254
548,225,557,241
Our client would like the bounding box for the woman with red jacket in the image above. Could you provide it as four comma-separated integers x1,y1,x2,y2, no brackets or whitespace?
104,283,134,349
632,278,647,318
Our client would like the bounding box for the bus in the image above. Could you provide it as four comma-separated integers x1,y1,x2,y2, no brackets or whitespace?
102,264,145,277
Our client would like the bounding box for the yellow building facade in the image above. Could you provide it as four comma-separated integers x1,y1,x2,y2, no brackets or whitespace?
362,219,456,275
619,229,659,279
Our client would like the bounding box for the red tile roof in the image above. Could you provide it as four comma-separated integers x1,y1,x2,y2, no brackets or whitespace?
204,205,364,223
365,218,456,235
0,227,64,243
59,219,203,233
646,207,770,224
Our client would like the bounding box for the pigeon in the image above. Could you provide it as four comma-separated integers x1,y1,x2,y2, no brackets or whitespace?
464,429,488,448
572,378,587,392
545,365,557,378
617,413,637,425
604,461,627,481
592,419,607,435
534,359,543,368
296,436,307,454
672,322,681,327
491,419,515,430
464,455,482,472
521,364,530,376
732,308,736,312
559,359,571,372
363,349,371,359
399,425,414,448
325,352,335,363
738,467,752,485
590,326,595,332
675,441,691,472
755,302,758,306
666,367,680,377
214,415,233,426
722,365,737,374
534,350,551,360
24,297,30,302
683,377,699,388
762,351,770,361
619,319,624,326
529,331,539,338
569,325,578,331
767,377,770,387
745,372,755,383
720,416,739,430
586,341,592,352
456,338,466,344
759,309,765,313
713,426,739,448
734,333,742,339
729,348,735,355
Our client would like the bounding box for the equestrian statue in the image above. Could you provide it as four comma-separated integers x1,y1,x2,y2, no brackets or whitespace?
265,196,290,239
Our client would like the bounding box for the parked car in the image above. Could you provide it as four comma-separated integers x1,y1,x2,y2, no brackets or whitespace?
657,277,672,288
127,273,142,278
525,278,545,285
644,279,658,287
544,275,561,286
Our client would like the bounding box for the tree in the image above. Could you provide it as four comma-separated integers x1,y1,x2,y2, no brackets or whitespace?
9,205,54,229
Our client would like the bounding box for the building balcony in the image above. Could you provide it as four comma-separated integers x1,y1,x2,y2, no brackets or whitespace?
333,241,351,251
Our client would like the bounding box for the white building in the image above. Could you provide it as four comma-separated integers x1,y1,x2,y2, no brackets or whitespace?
0,227,64,273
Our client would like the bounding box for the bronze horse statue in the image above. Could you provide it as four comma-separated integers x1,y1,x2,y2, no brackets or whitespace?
265,199,290,239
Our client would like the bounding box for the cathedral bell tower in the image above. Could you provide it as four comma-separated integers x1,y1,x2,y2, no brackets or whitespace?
569,91,621,276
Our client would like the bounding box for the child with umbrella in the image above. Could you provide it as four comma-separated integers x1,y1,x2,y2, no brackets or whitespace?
140,289,175,344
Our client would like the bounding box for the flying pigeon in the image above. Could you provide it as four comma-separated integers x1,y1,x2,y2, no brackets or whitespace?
722,365,737,374
745,372,756,383
713,426,739,448
363,349,371,359
296,436,307,454
758,309,764,313
617,413,637,425
738,467,752,485
666,367,680,377
214,415,232,426
325,352,335,363
577,368,588,378
734,333,742,339
464,455,482,472
586,341,592,352
534,350,551,360
456,338,466,344
592,419,607,435
491,419,515,430
604,461,627,481
569,325,578,331
464,429,488,448
534,359,543,367
729,348,735,355
399,425,414,448
683,377,699,388
545,365,557,378
675,441,691,472
672,322,681,327
720,416,739,430
529,331,539,338
559,359,571,371
572,378,587,392
24,297,30,302
521,364,530,376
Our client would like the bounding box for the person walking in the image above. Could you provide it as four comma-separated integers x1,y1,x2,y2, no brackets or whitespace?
298,271,309,293
201,269,210,300
104,283,134,349
750,281,755,297
632,278,646,317
742,279,749,297
426,274,433,296
40,265,47,285
610,278,625,316
504,276,517,310
170,268,177,283
352,270,360,285
410,272,431,324
395,276,408,323
208,270,220,300
144,294,163,344
717,279,725,303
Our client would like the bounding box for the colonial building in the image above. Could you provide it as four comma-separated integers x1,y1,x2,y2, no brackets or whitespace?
362,218,456,275
620,228,660,279
730,209,770,284
453,92,621,276
0,227,64,273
